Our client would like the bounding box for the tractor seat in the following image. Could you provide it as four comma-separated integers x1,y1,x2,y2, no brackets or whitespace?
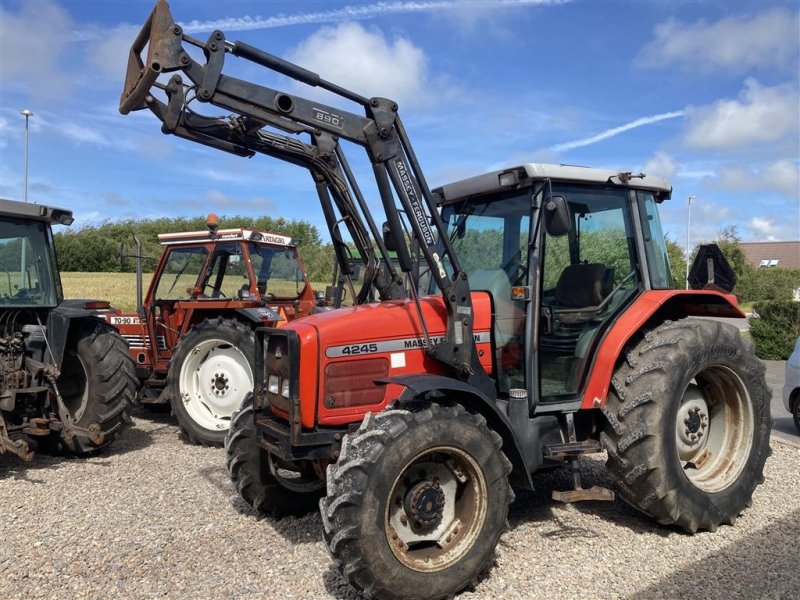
553,263,613,309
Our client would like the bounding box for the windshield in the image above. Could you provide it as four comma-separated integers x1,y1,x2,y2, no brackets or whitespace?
0,218,60,307
249,244,306,299
427,189,532,294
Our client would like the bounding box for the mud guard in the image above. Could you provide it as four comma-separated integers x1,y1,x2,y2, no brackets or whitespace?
582,289,746,410
388,373,562,489
47,303,110,367
235,307,284,324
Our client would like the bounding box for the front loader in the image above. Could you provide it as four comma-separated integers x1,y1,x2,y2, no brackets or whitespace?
119,3,772,599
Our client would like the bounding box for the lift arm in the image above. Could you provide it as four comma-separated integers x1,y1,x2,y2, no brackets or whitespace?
119,0,491,391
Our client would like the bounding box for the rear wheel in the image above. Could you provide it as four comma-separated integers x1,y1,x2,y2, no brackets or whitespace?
168,318,254,446
601,318,772,532
792,395,800,434
225,394,325,517
321,404,512,600
54,319,137,455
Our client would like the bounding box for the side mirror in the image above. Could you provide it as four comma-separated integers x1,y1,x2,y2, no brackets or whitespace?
325,285,341,306
382,222,399,252
544,195,571,237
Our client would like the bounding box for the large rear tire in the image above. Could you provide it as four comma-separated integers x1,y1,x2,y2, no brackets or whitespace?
321,404,512,600
601,318,772,532
225,394,325,517
55,319,137,455
168,318,255,446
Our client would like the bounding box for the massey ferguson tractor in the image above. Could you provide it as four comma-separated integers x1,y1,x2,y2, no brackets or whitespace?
120,3,772,598
0,199,136,461
107,216,321,445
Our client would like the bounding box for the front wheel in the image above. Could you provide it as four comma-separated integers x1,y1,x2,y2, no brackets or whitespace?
321,404,512,600
792,396,800,434
168,318,255,446
225,394,325,517
602,318,772,532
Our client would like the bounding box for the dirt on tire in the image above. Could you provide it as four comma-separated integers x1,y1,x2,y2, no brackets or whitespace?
601,318,772,532
54,319,137,455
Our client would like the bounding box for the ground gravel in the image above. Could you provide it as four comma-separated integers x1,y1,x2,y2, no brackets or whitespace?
2,412,798,600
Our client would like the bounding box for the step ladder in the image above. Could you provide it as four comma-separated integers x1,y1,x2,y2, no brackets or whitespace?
545,412,614,503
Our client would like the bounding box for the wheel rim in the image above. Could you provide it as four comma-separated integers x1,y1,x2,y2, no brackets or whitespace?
675,365,754,493
59,353,89,423
179,338,253,432
384,446,488,573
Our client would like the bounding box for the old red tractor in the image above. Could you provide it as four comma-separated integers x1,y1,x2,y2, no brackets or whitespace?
107,216,321,445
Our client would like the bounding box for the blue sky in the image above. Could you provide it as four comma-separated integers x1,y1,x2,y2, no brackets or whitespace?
1,0,798,249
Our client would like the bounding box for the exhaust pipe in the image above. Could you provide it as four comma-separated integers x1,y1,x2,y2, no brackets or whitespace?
133,234,144,315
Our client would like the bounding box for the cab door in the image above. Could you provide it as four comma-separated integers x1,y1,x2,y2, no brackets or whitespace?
146,245,210,364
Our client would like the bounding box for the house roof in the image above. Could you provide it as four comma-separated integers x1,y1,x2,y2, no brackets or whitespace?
740,241,800,270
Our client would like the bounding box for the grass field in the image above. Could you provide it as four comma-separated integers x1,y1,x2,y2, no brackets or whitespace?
60,272,330,312
61,272,150,312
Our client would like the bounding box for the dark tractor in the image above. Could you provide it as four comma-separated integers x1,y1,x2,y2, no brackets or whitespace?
0,199,136,460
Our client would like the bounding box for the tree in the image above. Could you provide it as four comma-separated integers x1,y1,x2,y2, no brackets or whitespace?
664,235,686,289
713,224,751,278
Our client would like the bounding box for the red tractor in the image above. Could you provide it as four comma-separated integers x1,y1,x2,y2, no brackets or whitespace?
120,4,772,598
107,216,321,445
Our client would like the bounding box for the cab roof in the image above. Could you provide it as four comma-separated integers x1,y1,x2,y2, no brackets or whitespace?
0,198,74,225
434,163,672,205
157,228,295,247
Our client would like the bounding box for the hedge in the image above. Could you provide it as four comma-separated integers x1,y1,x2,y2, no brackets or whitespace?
750,301,800,360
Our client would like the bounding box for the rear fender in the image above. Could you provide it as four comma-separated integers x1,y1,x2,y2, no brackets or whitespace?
47,306,109,367
390,374,536,489
582,289,745,410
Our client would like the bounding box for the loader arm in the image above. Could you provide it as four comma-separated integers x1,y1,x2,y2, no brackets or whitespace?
119,0,491,392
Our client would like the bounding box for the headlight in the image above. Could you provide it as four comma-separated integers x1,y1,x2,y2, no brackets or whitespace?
281,378,290,399
268,375,280,395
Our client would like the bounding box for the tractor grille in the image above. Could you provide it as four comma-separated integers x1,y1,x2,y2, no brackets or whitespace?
323,358,388,408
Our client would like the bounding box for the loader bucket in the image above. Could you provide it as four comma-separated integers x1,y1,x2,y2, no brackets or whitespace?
119,0,185,115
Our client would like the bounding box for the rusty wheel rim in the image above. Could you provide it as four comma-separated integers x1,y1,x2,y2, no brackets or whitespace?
676,365,754,493
384,446,488,573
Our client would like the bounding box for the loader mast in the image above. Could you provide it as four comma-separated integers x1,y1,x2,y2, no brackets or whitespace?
119,0,491,391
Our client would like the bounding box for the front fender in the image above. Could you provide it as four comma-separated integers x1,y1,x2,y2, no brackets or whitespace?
388,374,537,489
581,289,745,409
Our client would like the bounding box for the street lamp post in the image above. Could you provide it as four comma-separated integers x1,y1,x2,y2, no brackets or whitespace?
685,195,695,290
20,109,33,292
20,109,33,202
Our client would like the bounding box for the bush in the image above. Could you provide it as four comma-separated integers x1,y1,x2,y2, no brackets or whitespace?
750,301,800,360
736,268,800,303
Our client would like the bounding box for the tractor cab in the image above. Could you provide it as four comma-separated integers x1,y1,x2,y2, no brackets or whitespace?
433,164,674,407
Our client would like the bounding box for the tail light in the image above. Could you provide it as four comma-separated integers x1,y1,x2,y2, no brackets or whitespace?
324,358,388,408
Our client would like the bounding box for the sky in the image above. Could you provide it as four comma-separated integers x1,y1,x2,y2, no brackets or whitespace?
0,0,798,251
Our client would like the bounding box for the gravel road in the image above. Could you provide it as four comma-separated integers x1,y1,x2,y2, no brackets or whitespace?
2,412,798,600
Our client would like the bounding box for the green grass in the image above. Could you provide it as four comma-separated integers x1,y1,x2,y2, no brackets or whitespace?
61,272,329,312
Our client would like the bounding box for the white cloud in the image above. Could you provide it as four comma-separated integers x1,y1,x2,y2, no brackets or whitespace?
57,122,110,146
551,111,683,152
205,190,276,213
706,160,800,198
643,151,679,179
170,1,569,34
285,22,428,108
0,117,8,149
85,25,139,83
683,79,800,151
0,1,74,98
638,8,799,72
749,217,775,239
